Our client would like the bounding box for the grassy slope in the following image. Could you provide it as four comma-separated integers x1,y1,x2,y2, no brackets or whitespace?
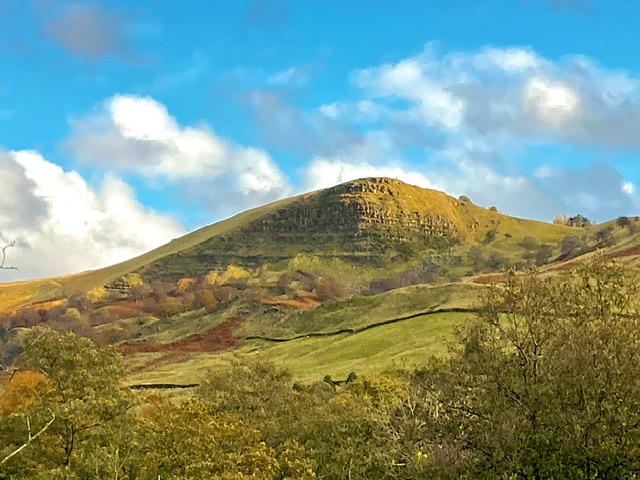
125,282,483,385
0,194,302,313
0,178,577,312
241,282,483,338
127,311,471,385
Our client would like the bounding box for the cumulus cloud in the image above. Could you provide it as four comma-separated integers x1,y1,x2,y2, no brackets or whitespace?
67,94,291,215
350,43,640,150
0,150,183,281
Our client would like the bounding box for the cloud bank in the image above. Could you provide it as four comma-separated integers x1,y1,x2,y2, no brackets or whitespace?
4,43,640,280
0,150,183,281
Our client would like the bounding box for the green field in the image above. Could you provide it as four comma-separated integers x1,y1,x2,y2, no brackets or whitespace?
126,310,470,385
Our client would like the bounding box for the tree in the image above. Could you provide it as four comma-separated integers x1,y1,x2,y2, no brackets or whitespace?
553,213,569,225
66,293,92,312
467,246,485,273
617,216,632,228
150,280,172,302
413,260,640,478
136,398,316,480
0,240,17,270
561,234,585,257
567,214,592,227
194,288,219,312
128,284,152,301
197,357,399,479
157,296,186,317
314,277,348,302
1,328,133,474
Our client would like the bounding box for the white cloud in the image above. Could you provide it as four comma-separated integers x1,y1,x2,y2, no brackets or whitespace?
622,181,635,195
523,77,581,125
109,95,178,143
473,46,546,74
340,43,640,150
0,150,184,281
67,94,291,214
304,157,443,192
356,55,467,130
318,102,341,118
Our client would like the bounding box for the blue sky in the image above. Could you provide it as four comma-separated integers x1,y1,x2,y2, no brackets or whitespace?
1,0,639,279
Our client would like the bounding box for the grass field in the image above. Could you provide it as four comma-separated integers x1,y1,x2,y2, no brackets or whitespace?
241,282,483,338
123,283,482,385
126,310,471,385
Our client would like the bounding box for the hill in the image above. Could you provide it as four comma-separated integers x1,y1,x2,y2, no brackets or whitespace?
0,177,573,312
3,177,640,387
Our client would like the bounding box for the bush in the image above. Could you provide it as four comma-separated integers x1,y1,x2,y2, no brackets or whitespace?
617,216,632,228
467,246,485,273
314,277,348,302
521,236,538,250
535,244,554,266
487,251,508,270
483,229,497,245
561,234,585,257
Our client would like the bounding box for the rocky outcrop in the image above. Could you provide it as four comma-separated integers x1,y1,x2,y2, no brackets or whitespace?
243,178,458,242
104,278,132,299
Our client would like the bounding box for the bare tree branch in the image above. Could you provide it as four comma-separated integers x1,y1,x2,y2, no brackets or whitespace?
0,240,18,270
1,410,56,465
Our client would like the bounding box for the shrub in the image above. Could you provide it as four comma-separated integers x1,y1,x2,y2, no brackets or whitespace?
617,216,632,228
521,236,538,250
314,277,348,302
561,234,585,257
535,244,554,266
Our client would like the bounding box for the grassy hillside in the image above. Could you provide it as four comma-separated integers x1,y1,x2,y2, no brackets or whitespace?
3,178,640,392
0,194,302,313
118,282,482,385
126,310,472,386
0,177,576,312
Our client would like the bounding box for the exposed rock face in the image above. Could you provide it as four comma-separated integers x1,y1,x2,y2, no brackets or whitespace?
141,178,471,281
104,278,132,299
243,178,458,243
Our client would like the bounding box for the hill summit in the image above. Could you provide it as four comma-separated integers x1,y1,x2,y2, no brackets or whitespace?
136,177,549,282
